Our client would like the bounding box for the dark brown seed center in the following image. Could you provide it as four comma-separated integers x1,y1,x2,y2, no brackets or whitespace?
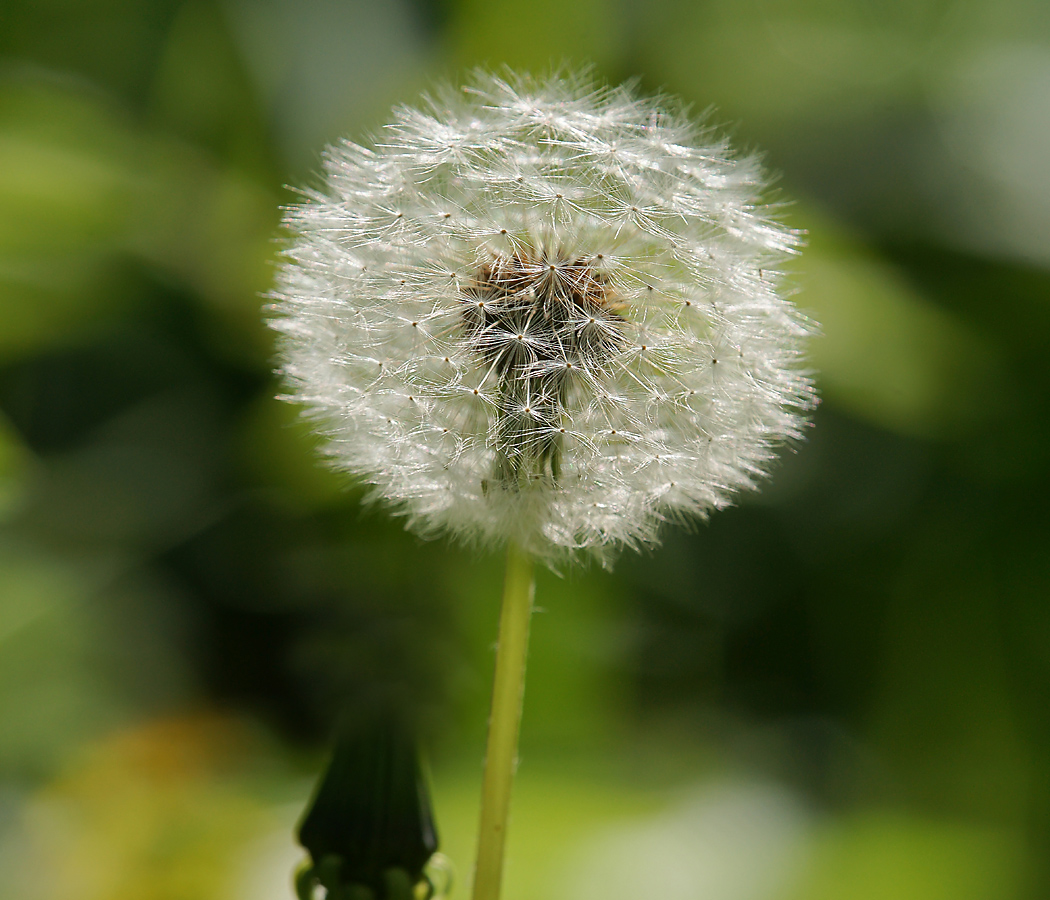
460,250,626,489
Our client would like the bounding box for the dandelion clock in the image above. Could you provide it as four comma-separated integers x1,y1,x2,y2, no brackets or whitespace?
270,70,816,900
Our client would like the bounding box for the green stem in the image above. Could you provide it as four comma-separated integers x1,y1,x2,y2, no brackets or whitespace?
471,542,536,900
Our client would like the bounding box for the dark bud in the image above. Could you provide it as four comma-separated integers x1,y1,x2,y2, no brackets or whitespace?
295,714,440,899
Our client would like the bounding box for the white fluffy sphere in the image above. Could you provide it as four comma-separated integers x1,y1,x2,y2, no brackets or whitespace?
270,71,816,563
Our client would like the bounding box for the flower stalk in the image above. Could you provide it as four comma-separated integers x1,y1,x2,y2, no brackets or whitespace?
472,542,535,900
270,68,818,900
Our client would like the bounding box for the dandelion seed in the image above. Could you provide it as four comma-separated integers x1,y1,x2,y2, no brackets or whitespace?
269,69,816,565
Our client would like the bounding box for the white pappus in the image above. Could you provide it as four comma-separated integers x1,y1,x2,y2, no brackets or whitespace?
269,69,817,564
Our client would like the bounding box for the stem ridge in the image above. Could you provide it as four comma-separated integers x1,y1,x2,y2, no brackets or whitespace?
471,542,536,900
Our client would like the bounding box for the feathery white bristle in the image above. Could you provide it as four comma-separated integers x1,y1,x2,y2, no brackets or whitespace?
270,70,817,564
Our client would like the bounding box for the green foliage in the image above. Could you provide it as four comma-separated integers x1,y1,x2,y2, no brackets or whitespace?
1,0,1049,898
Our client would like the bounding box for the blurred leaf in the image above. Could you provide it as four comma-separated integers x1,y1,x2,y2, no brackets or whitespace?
0,412,32,521
0,73,278,365
796,213,1003,437
0,541,126,777
0,545,195,778
446,0,623,71
130,137,279,363
7,715,274,900
0,131,130,254
19,390,223,551
0,541,83,648
923,42,1050,268
869,517,1034,822
150,0,275,178
222,0,428,174
630,0,1050,129
0,79,142,358
0,0,179,106
631,0,944,127
235,392,353,511
0,255,136,362
791,813,1029,900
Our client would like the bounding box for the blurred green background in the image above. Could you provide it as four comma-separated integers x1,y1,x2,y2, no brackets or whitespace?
1,0,1049,898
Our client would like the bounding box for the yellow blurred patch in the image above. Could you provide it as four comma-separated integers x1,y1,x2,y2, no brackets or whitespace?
15,713,275,900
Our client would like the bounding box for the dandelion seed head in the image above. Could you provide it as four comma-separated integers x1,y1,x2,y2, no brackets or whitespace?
269,70,816,564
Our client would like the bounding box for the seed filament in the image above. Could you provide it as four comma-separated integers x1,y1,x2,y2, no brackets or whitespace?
461,249,627,488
